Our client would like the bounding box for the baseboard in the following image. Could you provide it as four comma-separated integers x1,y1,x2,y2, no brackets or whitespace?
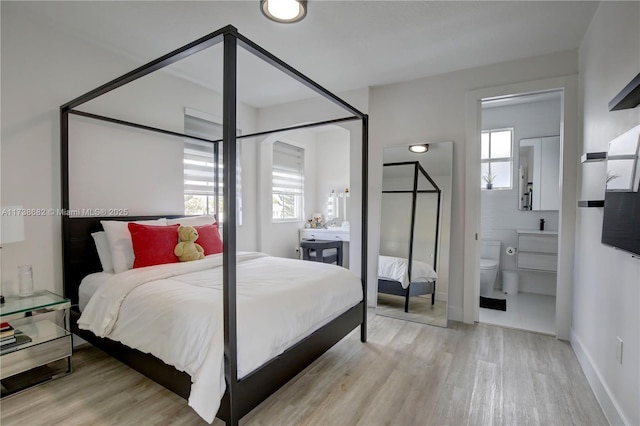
448,304,463,322
570,328,629,426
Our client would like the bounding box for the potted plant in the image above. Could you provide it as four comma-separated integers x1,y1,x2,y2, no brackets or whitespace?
482,171,496,189
605,171,619,189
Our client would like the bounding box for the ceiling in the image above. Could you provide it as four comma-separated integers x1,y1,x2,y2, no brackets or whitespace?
14,1,598,109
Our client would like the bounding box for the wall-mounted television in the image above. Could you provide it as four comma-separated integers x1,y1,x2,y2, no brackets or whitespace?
602,125,640,256
602,190,640,256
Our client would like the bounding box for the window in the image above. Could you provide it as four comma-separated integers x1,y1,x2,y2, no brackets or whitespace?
272,141,304,221
481,128,513,189
183,113,242,224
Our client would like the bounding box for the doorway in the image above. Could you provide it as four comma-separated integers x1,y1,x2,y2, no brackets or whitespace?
478,91,562,335
462,75,579,340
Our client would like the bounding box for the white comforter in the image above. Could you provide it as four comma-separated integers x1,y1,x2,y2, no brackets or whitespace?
78,252,362,423
377,255,438,289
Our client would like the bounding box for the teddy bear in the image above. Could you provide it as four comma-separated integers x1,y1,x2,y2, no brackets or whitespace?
174,225,205,262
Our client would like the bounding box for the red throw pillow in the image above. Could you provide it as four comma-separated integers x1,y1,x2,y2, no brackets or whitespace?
195,223,223,255
128,223,180,268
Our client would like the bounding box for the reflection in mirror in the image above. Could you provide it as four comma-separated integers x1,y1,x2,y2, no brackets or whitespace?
376,142,452,327
326,189,350,228
518,136,560,211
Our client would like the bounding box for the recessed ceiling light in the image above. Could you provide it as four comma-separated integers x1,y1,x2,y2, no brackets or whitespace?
261,0,307,23
408,144,429,153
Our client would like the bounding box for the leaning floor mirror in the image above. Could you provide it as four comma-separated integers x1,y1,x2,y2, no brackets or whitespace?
376,141,452,327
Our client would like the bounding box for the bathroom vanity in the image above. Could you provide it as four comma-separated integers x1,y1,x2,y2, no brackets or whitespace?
516,229,558,272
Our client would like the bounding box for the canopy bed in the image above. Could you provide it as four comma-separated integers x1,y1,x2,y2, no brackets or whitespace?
60,25,368,426
378,161,440,313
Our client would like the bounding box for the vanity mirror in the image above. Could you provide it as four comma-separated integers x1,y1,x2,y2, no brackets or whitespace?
518,135,560,211
376,141,452,327
326,189,350,227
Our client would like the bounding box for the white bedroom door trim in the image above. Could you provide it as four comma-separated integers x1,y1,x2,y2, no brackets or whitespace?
463,75,579,340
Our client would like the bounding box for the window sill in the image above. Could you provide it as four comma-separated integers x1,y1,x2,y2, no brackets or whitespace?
272,219,302,224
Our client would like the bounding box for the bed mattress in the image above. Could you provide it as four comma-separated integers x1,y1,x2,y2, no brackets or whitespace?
78,272,113,311
77,252,362,423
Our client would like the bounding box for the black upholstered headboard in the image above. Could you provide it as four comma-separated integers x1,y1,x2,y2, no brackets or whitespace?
62,215,180,308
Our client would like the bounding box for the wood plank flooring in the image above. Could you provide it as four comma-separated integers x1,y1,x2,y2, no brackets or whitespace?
0,313,608,425
376,293,447,327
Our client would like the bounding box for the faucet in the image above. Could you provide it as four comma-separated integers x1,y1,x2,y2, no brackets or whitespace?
539,218,545,231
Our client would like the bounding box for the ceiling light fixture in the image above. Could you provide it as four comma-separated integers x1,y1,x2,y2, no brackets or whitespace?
261,0,307,23
409,144,429,153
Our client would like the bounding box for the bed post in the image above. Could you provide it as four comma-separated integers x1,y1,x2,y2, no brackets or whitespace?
361,115,369,343
433,188,442,305
60,106,70,301
222,28,239,426
404,162,419,313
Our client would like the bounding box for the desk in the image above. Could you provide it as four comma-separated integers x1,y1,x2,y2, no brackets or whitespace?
300,240,344,266
299,228,350,242
299,228,350,267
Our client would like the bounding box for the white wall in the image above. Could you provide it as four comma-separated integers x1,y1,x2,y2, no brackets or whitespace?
0,5,260,295
573,3,640,425
481,98,561,295
314,127,350,223
370,50,579,320
68,116,184,215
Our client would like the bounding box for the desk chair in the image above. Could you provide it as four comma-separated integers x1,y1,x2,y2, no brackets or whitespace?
300,239,343,267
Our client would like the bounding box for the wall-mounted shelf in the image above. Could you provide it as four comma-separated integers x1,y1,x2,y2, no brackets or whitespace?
609,72,640,111
578,200,605,208
581,152,607,163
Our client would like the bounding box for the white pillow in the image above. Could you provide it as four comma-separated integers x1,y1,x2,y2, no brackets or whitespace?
101,218,167,273
91,231,114,273
166,215,216,226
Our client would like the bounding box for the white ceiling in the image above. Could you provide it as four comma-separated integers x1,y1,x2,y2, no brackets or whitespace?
16,1,598,108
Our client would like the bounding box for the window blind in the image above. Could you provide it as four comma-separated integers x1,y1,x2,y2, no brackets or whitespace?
184,115,221,196
183,113,242,223
272,141,304,196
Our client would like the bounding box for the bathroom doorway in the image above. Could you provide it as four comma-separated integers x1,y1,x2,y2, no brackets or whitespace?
477,90,562,335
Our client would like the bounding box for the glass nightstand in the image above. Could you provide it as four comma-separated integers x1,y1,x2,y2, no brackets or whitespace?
1,290,72,398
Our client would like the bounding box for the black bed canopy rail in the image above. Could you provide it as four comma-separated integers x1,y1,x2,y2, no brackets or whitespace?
382,161,441,193
381,161,442,312
68,109,361,146
61,24,368,426
61,26,230,111
60,25,366,119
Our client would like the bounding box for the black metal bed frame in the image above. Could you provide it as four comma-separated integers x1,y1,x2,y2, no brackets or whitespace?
379,161,441,312
60,25,368,425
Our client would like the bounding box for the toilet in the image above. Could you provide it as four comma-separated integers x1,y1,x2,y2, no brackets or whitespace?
480,240,501,297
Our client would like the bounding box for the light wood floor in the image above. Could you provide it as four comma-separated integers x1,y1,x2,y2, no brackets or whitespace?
377,293,447,327
0,314,608,426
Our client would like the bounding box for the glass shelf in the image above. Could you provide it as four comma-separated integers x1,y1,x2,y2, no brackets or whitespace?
0,320,70,355
578,200,605,207
581,152,607,163
0,290,70,318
